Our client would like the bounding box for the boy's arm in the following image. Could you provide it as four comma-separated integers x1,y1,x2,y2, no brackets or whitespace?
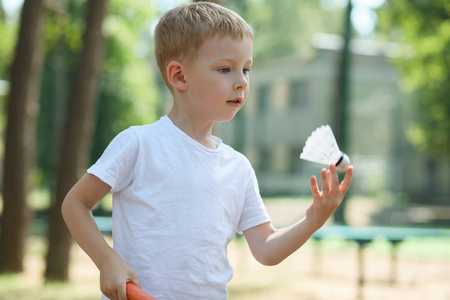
243,164,353,266
62,174,140,300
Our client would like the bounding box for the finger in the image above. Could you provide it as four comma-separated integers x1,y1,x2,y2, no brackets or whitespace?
117,282,127,300
310,176,320,199
339,165,354,194
321,169,330,196
130,275,141,288
327,169,332,190
108,292,118,300
103,290,117,300
329,164,339,192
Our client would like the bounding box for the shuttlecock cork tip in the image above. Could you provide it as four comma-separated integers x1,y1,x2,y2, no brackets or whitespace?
336,152,350,172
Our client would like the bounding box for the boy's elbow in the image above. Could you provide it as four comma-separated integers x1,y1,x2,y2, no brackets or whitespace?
61,194,71,222
253,251,284,266
61,189,79,222
262,257,284,266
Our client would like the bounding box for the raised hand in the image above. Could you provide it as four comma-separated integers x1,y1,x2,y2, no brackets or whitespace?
306,164,353,229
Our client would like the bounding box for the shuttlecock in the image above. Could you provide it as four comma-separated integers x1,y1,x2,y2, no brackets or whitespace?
300,125,350,172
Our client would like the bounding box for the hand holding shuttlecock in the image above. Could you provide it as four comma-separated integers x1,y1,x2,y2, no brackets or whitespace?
300,125,350,172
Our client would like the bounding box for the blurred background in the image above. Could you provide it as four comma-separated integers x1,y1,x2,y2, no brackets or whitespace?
0,0,449,299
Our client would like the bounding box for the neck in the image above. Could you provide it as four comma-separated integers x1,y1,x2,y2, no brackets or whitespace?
167,108,217,149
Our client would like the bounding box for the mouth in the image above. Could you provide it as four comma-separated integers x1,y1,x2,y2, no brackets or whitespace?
227,97,243,106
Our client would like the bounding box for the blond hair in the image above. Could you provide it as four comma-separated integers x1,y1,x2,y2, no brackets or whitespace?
154,2,254,90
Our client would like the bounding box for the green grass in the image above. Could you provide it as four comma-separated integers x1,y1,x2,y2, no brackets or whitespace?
385,237,450,260
306,236,450,261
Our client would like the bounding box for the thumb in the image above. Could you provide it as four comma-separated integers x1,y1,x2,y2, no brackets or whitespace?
128,272,141,288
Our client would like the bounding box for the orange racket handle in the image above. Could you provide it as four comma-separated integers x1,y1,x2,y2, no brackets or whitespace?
126,282,158,300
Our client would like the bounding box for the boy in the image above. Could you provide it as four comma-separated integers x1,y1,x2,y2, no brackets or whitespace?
62,2,353,300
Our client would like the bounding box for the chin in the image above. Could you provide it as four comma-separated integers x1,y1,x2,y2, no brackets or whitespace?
216,113,238,123
215,118,233,124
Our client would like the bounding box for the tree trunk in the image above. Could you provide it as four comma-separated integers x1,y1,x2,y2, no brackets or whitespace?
0,3,5,21
44,0,109,282
0,0,46,273
332,0,353,225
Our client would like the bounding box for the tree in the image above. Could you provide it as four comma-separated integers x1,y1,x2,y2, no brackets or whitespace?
0,3,4,20
0,0,46,273
0,2,17,79
36,0,159,191
332,0,353,225
44,0,109,281
237,0,343,62
36,1,84,191
378,0,450,156
90,0,159,166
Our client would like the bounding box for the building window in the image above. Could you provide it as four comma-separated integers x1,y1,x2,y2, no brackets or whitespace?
289,81,307,108
289,147,302,174
257,146,272,173
257,85,271,113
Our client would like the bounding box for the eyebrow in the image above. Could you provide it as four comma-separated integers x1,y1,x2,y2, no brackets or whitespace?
215,57,253,65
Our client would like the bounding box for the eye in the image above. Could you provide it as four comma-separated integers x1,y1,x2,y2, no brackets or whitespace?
243,68,251,75
218,67,230,74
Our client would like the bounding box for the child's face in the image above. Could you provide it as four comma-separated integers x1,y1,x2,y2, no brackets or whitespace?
182,35,253,123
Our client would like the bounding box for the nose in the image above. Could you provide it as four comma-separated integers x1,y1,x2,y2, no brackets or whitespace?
234,73,249,90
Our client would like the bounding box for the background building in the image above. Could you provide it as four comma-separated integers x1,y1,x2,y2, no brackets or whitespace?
215,34,450,205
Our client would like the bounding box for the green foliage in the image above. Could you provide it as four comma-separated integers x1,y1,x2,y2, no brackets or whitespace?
378,0,450,155
36,0,160,187
227,0,344,62
0,19,17,79
37,2,82,188
91,0,159,163
0,7,18,144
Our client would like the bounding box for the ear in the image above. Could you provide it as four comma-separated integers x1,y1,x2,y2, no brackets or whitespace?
166,61,187,91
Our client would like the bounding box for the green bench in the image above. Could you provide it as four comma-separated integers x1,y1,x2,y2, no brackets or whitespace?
312,225,450,299
94,216,113,235
94,217,449,299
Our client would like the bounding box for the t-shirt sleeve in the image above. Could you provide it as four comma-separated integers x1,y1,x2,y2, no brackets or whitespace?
237,168,271,234
87,127,139,193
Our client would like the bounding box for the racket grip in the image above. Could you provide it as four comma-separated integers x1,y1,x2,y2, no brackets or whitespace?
126,282,158,300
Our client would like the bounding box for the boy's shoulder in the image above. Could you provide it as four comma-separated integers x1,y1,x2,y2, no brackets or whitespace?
126,116,168,136
108,118,168,151
220,142,253,167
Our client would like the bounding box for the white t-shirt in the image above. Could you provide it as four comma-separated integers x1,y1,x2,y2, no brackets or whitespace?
88,116,271,300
